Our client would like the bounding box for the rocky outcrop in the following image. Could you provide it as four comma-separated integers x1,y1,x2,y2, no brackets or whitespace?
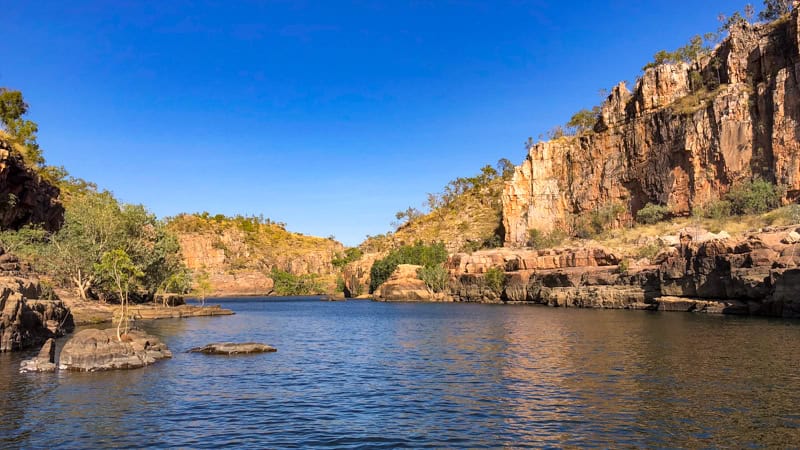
58,328,172,371
342,252,381,297
0,273,73,352
173,221,343,296
503,12,800,245
0,140,63,232
188,342,276,355
19,338,56,373
449,227,800,317
376,264,447,301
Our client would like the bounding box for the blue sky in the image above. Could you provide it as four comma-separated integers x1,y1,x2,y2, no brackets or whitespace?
3,0,741,245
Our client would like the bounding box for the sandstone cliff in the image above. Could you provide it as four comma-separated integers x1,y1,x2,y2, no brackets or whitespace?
168,214,344,296
503,12,800,246
448,227,800,318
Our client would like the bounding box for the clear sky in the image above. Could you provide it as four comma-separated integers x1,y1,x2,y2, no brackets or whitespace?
3,0,742,245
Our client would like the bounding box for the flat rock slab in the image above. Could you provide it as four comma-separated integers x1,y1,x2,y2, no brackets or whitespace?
188,342,277,355
59,328,172,372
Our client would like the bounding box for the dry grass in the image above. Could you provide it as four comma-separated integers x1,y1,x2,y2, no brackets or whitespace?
670,85,727,115
589,205,800,259
360,179,504,254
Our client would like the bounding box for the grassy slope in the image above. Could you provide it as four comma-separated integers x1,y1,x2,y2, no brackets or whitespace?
360,177,505,254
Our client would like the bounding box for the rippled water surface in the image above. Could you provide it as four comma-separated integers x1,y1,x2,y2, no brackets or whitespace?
2,298,800,448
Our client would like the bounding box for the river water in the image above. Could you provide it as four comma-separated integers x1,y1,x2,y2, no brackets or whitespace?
1,298,800,448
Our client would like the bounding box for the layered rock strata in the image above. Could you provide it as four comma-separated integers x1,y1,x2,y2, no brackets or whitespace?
503,12,800,245
448,227,800,317
0,269,73,352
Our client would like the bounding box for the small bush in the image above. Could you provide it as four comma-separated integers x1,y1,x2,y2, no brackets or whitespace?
701,200,732,220
270,268,325,296
417,264,450,293
369,241,448,293
484,267,505,294
725,179,782,215
589,202,626,235
527,228,567,249
332,247,363,269
617,259,630,275
635,242,662,261
636,203,670,224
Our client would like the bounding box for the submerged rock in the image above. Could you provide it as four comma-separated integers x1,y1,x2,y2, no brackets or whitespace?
59,328,172,372
188,342,277,355
19,338,57,373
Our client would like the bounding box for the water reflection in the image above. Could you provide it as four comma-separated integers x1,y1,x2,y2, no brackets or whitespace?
1,299,799,448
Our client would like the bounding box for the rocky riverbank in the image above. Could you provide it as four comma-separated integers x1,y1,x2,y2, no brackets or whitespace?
0,253,73,352
449,226,800,317
371,225,800,318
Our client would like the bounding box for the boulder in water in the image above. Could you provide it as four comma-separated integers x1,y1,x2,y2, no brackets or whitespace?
19,338,57,373
59,328,172,372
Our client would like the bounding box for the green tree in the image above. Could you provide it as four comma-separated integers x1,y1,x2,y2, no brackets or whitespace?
567,109,597,134
417,264,450,293
0,88,44,166
193,270,212,306
759,0,792,21
46,189,124,301
95,249,143,341
484,267,505,294
636,203,670,224
725,178,782,215
369,241,447,293
496,158,515,180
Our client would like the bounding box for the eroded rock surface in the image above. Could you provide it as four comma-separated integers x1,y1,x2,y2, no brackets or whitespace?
0,272,73,352
188,342,277,355
503,12,800,245
59,328,172,371
19,337,56,373
448,227,800,317
377,264,447,302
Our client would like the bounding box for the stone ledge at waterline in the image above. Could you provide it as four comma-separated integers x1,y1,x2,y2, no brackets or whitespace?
188,342,277,355
447,226,800,318
58,328,172,372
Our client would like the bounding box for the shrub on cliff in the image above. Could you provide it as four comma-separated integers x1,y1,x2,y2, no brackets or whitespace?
725,179,782,215
527,228,566,249
636,203,670,224
417,264,449,293
589,202,627,235
332,247,363,269
368,241,447,293
484,267,505,294
701,200,732,220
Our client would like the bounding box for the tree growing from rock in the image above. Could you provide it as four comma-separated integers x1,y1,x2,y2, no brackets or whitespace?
95,249,143,341
759,0,793,20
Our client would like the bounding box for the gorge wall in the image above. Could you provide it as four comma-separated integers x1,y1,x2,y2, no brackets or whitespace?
0,139,63,232
169,216,344,296
503,12,800,246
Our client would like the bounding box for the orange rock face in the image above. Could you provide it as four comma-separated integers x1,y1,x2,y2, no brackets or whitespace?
502,13,800,246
